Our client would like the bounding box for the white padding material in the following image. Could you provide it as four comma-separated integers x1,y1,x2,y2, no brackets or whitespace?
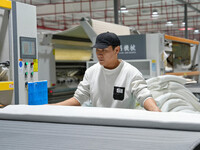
1,105,200,131
146,75,200,112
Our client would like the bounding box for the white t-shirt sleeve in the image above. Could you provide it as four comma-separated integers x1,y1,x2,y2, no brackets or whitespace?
74,70,90,105
131,72,152,107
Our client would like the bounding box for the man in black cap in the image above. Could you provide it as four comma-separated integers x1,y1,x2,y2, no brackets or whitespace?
53,32,161,112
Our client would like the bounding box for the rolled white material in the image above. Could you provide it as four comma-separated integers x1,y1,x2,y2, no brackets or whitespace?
92,19,131,35
146,75,200,112
1,105,200,131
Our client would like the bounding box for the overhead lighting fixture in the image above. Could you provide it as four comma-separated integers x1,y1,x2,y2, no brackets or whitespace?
119,5,129,13
194,29,200,34
181,21,185,27
165,21,173,26
152,9,159,18
119,0,128,13
120,9,128,13
120,5,126,10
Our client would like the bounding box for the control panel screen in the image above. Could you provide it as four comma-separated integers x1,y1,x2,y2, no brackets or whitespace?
20,37,36,59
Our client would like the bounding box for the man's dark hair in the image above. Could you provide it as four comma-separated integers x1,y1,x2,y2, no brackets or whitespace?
112,45,118,50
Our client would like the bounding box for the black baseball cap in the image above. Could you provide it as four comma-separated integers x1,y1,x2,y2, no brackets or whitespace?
92,32,121,49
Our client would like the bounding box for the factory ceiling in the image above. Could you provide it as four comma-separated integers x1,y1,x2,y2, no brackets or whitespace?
15,0,200,40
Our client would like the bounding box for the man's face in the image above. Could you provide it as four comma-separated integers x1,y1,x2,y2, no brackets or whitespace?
96,46,119,69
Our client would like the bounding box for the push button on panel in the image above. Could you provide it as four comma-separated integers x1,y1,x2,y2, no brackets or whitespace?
25,72,28,78
19,61,23,68
30,62,34,68
25,82,28,88
30,72,34,77
25,62,28,68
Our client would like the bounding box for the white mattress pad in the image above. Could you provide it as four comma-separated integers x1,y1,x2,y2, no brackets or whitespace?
0,105,200,131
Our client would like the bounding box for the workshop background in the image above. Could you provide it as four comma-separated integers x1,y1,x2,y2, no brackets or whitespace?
16,0,200,40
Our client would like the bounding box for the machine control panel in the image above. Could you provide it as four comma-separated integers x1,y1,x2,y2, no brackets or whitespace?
20,60,35,80
19,36,38,89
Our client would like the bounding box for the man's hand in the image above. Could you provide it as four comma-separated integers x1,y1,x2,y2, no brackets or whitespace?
143,97,161,112
48,97,81,106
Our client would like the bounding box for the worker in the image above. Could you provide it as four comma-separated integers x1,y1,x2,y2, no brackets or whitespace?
52,32,161,112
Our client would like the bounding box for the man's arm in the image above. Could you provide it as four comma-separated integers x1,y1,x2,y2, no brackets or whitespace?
49,97,81,106
50,68,91,106
143,97,161,112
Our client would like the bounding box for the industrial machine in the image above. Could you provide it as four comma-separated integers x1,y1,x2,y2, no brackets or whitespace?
0,1,47,105
0,64,13,106
38,33,56,88
163,35,200,76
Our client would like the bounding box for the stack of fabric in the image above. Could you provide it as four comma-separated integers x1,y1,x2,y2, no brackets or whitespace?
146,75,200,113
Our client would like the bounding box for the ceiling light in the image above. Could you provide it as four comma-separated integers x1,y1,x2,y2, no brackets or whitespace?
119,5,129,13
152,9,159,18
194,29,200,34
120,5,126,10
120,10,128,13
152,11,158,15
181,22,185,26
165,21,173,26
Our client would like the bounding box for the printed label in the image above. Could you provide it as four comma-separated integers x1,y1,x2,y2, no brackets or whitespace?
113,86,125,101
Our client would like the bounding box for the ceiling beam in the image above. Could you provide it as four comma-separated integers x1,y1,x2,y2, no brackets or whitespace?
176,0,200,13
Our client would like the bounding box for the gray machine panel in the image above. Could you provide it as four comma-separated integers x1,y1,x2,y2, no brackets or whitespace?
118,34,146,60
11,2,38,104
